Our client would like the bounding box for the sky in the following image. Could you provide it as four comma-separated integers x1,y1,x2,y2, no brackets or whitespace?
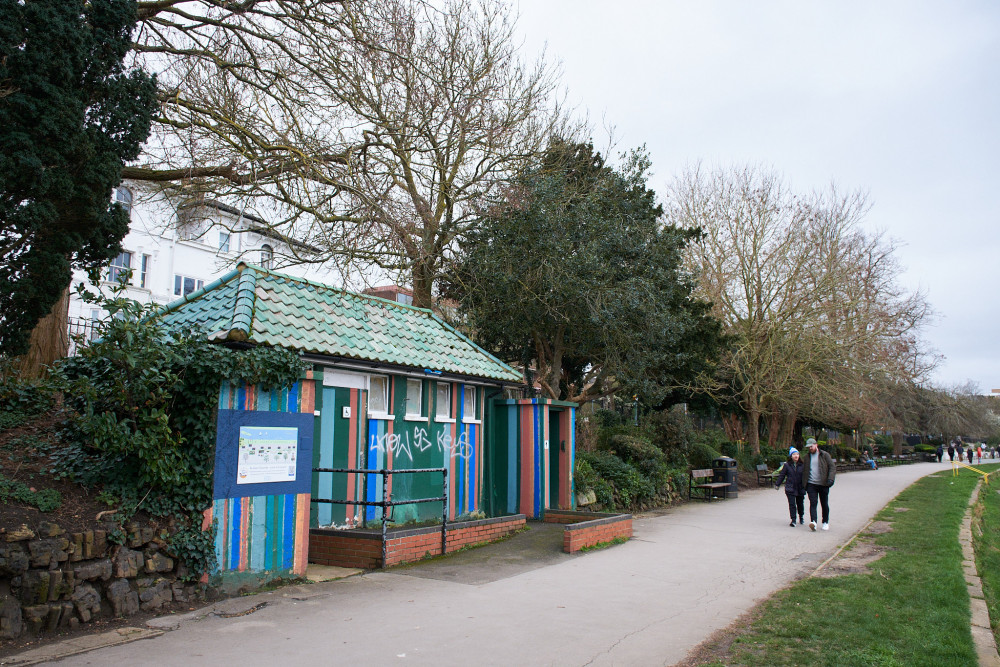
515,1,1000,392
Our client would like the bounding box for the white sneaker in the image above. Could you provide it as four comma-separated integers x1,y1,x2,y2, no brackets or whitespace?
809,521,816,531
822,523,829,531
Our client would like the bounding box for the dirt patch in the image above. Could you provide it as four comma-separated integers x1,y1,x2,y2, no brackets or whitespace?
893,507,910,512
0,410,125,534
0,410,157,535
815,538,888,578
867,520,894,534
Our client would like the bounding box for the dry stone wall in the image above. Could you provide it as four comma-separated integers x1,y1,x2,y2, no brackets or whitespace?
0,521,204,639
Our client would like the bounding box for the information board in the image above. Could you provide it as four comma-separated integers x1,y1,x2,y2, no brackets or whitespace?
237,426,299,484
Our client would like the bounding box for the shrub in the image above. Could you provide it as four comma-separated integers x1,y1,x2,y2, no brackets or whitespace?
0,357,55,431
914,444,935,454
646,406,695,465
689,442,721,469
579,450,655,509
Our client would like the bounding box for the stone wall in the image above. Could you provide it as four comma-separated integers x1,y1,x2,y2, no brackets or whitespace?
0,521,203,640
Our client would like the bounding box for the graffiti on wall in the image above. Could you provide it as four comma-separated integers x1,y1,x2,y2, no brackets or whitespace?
368,425,472,462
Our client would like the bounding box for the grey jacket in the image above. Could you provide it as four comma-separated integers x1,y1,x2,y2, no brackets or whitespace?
800,449,836,487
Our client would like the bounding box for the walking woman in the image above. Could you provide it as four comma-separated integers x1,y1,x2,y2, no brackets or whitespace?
775,447,806,527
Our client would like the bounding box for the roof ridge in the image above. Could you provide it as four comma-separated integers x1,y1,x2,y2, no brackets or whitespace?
228,268,258,341
156,267,243,316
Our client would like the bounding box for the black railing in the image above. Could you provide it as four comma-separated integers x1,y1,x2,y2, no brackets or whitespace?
311,467,448,568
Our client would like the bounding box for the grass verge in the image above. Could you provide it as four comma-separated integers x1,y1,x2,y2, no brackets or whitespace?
693,466,995,666
973,466,1000,648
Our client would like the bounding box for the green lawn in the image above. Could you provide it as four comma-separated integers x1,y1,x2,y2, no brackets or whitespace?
696,466,997,666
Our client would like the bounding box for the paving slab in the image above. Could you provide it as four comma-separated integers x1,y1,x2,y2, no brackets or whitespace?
30,461,953,666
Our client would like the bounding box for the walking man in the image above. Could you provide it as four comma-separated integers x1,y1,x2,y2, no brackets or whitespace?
801,438,836,531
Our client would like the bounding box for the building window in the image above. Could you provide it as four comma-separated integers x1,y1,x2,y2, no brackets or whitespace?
369,375,389,416
107,251,132,284
463,385,477,421
260,244,273,269
405,378,423,418
435,382,452,420
219,231,231,253
140,254,150,288
114,186,132,216
173,274,204,297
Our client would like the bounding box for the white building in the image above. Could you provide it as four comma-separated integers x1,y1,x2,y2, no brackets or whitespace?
69,182,330,344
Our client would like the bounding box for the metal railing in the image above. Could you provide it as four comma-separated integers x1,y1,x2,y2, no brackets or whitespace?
311,466,448,568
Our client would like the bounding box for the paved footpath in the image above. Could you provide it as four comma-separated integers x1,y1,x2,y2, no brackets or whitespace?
51,461,948,667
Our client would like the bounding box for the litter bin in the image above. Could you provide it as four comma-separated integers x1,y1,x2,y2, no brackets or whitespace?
712,457,738,499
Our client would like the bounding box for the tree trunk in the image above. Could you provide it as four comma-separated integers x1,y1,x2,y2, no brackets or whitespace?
721,413,745,445
766,413,781,450
411,260,434,310
16,286,70,379
779,411,797,450
891,431,904,456
747,405,761,454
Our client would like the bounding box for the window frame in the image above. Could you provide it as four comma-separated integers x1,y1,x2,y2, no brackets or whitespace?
219,231,231,253
140,254,150,289
107,251,133,284
435,382,454,423
462,385,480,424
260,244,273,269
404,378,426,421
368,374,391,419
114,186,132,216
173,274,204,297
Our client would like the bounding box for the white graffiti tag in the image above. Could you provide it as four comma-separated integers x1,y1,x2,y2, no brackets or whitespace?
368,427,472,462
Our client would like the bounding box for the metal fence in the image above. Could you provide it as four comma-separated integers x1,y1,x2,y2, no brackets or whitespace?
311,466,448,568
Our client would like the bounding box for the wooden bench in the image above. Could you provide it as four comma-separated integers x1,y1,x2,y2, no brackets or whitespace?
756,463,778,487
690,469,730,501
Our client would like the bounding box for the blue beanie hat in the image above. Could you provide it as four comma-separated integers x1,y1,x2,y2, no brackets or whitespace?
789,447,799,456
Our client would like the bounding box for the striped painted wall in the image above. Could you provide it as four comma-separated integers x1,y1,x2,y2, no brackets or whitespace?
490,398,577,519
312,386,367,528
206,373,315,584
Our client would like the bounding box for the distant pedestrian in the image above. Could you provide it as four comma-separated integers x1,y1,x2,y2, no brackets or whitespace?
801,438,836,531
948,442,955,461
977,445,983,464
775,447,806,527
967,446,974,465
957,441,964,463
936,444,944,463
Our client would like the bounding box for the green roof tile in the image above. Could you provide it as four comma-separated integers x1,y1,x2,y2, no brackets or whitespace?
156,265,521,383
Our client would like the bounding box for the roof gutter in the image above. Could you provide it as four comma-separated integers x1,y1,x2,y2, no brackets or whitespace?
299,353,523,388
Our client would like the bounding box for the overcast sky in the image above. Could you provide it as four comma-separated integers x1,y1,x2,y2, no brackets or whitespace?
515,1,1000,392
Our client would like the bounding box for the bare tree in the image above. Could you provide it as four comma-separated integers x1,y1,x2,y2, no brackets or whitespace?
128,0,564,304
668,164,935,453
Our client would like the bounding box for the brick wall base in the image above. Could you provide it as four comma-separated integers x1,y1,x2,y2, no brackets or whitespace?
543,510,633,553
309,515,527,569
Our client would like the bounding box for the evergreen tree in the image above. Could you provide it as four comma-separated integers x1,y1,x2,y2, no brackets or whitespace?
449,139,723,404
0,0,155,357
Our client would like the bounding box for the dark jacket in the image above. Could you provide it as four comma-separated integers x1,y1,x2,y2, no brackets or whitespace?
775,459,805,496
800,448,836,487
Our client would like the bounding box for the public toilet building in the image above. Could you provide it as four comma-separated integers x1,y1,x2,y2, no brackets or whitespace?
157,264,577,587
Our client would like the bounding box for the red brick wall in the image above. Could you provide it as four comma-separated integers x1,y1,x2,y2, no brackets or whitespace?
542,510,633,553
309,515,526,569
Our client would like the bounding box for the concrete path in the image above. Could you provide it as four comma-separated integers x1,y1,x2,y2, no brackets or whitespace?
48,460,948,666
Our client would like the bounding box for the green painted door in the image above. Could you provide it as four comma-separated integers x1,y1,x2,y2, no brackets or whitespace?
549,410,561,509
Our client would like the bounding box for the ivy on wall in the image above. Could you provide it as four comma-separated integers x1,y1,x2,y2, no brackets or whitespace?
52,280,304,574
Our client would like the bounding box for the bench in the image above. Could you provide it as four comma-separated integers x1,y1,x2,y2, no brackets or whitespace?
756,463,778,487
690,468,730,501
